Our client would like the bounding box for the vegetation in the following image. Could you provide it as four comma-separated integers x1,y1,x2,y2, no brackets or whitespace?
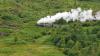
0,0,100,56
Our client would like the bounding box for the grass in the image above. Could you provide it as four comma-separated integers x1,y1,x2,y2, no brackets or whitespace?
0,0,100,56
0,43,65,56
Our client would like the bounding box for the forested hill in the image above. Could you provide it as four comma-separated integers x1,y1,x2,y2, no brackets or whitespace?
0,0,100,56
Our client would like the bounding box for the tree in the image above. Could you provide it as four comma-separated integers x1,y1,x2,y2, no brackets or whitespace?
53,18,66,25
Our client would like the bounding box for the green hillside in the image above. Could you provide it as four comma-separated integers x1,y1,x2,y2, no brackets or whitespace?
0,0,100,56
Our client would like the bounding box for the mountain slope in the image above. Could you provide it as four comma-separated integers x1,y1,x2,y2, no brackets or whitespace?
0,0,100,56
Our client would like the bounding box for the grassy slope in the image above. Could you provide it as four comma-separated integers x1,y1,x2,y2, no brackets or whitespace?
0,0,100,56
0,43,65,56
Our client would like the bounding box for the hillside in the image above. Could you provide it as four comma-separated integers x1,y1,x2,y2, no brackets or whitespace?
0,0,100,56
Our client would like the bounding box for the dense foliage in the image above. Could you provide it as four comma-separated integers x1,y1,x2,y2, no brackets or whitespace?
0,0,100,56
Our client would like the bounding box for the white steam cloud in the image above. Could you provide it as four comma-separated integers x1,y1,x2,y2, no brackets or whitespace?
37,7,100,25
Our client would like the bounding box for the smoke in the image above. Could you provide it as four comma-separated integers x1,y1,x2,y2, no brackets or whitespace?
95,11,100,20
37,7,100,25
